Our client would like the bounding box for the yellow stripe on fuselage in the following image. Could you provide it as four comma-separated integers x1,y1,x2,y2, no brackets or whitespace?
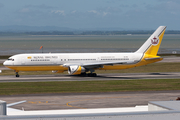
5,65,68,71
98,54,162,70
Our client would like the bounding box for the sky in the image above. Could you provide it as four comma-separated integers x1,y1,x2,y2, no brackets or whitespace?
0,0,180,30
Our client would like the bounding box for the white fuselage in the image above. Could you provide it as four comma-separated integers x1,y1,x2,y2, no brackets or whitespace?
4,52,142,66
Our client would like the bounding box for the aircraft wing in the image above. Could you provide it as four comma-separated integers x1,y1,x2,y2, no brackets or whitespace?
82,60,135,67
63,60,135,68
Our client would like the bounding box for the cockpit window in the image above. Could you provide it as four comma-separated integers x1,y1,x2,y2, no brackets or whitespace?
7,58,14,61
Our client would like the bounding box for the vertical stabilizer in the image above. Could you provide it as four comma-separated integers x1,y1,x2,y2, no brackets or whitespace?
135,26,166,56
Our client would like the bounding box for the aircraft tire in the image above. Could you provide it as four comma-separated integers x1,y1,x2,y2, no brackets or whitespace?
87,73,97,77
80,73,87,76
92,73,97,77
16,74,19,77
87,73,92,77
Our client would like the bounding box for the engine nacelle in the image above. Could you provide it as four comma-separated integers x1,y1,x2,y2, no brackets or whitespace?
68,65,86,75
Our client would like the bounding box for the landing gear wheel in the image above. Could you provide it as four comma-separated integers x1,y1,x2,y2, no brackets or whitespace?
16,74,19,77
87,73,97,77
81,73,87,77
87,73,92,77
92,73,97,77
15,72,20,77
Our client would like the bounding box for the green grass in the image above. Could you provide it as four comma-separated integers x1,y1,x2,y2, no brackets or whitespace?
0,56,10,59
0,79,180,95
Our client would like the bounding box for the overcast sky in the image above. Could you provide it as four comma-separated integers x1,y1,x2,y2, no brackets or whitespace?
0,0,179,30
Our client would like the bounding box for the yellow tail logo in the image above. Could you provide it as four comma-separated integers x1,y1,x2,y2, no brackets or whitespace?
136,26,166,56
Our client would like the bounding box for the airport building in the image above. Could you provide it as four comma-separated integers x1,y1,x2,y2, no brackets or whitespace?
1,100,180,120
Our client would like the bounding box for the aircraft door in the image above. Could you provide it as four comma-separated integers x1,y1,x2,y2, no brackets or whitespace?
21,57,25,65
51,56,58,64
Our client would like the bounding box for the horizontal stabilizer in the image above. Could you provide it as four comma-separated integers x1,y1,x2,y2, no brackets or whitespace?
144,57,162,60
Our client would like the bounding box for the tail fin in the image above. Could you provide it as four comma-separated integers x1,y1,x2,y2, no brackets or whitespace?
135,26,166,56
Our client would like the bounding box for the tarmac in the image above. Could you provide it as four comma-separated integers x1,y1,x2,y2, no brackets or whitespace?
0,56,180,112
0,72,180,82
1,90,180,111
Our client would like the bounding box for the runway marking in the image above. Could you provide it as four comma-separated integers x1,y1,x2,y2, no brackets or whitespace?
28,101,68,107
66,101,86,109
28,101,48,104
66,96,130,109
28,96,131,109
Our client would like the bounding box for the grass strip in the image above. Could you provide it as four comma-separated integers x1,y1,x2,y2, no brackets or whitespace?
0,56,10,59
0,79,180,95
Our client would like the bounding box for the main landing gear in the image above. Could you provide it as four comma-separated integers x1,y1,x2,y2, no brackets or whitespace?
15,71,20,77
87,73,97,77
80,73,97,77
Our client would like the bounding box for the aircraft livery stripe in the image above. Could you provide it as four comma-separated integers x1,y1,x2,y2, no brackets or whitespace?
158,27,166,37
71,66,79,74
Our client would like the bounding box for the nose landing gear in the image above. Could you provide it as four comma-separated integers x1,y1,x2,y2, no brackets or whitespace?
15,71,20,77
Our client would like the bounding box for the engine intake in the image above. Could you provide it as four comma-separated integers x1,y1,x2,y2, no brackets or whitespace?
68,65,85,75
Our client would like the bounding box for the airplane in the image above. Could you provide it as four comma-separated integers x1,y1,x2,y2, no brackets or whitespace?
3,26,166,77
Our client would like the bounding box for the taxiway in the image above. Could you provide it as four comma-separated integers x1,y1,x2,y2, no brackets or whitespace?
1,90,180,111
0,72,180,82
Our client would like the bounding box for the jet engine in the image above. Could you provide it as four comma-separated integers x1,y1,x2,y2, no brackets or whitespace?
68,65,86,75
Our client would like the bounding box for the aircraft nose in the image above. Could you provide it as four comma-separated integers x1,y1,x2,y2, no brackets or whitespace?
3,61,13,66
3,61,8,66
